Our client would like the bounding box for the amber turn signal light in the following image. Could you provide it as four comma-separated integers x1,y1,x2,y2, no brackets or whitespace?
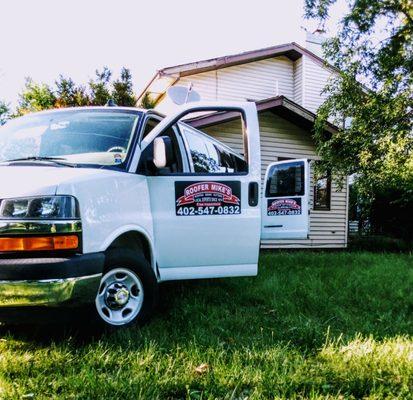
0,235,79,252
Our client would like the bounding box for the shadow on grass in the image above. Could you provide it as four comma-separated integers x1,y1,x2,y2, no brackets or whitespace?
0,306,102,345
0,252,412,399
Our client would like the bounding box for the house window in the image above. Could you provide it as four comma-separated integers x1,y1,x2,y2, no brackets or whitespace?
314,168,331,210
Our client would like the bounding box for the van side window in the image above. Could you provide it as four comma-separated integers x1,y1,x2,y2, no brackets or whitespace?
184,128,213,173
266,161,305,197
181,125,247,174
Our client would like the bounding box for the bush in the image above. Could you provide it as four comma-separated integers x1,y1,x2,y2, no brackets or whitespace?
349,235,413,253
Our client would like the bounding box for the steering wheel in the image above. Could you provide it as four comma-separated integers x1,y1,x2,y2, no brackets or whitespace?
107,146,126,153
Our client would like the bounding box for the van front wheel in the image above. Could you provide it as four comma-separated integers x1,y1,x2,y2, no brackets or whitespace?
95,250,158,328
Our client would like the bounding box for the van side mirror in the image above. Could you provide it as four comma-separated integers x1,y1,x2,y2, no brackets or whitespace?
153,136,174,169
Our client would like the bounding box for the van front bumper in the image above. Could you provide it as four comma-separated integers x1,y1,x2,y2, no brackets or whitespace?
0,253,104,307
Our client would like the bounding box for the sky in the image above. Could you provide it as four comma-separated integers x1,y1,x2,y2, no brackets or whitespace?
0,0,347,106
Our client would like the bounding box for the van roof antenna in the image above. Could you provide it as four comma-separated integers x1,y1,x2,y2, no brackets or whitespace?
105,99,117,107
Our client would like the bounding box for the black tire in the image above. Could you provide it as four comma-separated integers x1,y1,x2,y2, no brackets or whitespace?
94,249,158,329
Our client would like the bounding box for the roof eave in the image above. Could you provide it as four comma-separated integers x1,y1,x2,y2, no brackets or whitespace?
157,42,336,78
187,96,338,134
138,42,337,103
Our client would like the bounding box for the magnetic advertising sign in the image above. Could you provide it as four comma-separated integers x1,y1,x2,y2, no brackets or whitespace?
175,181,241,216
267,198,302,216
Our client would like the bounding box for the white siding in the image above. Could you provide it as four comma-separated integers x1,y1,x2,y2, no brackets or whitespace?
156,54,335,114
293,57,303,105
204,111,348,249
176,70,218,102
302,56,332,113
164,56,294,104
152,49,347,249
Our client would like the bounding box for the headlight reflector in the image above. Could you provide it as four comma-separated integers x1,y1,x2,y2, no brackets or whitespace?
0,196,80,220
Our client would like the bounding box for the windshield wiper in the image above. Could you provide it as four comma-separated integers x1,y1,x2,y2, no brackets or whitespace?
0,156,77,167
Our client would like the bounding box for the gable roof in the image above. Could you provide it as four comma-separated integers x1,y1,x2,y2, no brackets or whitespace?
161,42,332,77
138,42,336,102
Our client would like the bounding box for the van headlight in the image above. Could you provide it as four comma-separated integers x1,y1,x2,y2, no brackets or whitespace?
0,196,80,220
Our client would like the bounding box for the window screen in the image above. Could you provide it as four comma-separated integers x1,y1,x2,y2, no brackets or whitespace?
266,161,305,197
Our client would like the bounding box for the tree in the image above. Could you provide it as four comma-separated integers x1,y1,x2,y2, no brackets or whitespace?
9,67,140,114
138,92,157,109
112,68,136,106
16,78,56,115
55,75,90,107
0,101,10,125
305,0,413,239
304,1,412,185
89,67,112,106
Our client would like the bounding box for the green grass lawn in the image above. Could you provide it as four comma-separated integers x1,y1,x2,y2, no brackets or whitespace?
0,251,412,399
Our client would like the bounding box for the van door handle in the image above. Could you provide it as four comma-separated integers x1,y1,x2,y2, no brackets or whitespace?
248,182,259,207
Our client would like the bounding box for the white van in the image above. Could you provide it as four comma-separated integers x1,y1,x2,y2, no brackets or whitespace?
0,103,309,328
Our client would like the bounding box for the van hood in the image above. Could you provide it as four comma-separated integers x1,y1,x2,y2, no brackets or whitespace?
0,165,120,198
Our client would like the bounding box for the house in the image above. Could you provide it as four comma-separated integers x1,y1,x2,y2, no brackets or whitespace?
138,36,349,249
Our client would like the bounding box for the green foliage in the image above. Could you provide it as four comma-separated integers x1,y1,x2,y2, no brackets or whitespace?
10,67,140,115
112,67,136,107
0,101,10,125
0,252,412,398
369,185,413,240
16,78,56,115
89,67,112,106
55,75,90,107
349,173,412,241
349,234,413,252
138,92,157,109
305,0,413,236
305,0,412,180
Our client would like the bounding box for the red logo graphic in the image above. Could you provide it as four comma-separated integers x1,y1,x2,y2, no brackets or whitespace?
176,182,240,207
268,199,301,211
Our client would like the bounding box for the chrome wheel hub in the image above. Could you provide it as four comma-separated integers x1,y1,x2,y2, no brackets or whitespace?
105,283,130,309
95,268,144,326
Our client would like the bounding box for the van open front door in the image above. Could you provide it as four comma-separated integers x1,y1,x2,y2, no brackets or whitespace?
261,159,310,240
136,102,262,281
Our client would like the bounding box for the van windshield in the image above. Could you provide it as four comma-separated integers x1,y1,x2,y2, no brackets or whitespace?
0,109,141,167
